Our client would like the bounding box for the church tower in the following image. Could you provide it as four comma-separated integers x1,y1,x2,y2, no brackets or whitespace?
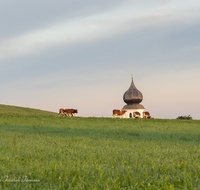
122,75,145,118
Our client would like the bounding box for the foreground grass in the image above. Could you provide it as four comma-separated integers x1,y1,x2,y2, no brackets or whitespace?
0,115,200,189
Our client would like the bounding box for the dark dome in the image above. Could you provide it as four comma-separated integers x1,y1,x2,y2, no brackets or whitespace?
123,77,143,104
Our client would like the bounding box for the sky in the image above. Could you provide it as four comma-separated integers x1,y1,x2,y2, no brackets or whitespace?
0,0,200,119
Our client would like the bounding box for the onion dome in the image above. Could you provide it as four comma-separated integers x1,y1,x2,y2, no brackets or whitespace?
123,76,143,104
122,75,144,110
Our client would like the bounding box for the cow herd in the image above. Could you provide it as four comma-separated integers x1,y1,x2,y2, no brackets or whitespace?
59,108,151,118
113,109,151,119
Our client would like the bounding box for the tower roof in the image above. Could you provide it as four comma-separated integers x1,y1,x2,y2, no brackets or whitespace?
123,75,143,104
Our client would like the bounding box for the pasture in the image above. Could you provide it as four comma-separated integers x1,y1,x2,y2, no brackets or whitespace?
0,105,200,189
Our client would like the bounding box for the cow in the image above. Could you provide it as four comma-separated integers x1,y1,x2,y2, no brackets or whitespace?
65,109,78,117
113,109,127,118
59,108,65,116
134,111,141,118
143,111,151,119
59,108,78,117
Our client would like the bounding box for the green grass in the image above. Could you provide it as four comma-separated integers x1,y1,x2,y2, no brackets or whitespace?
0,104,56,116
0,105,200,189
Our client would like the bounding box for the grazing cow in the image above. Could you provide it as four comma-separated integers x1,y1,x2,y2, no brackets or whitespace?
134,111,141,118
113,109,127,118
143,111,151,119
59,108,78,117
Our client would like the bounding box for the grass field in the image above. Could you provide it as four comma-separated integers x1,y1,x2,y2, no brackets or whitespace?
0,104,56,116
0,104,200,189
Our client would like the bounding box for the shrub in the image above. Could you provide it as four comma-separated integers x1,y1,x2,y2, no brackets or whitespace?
176,115,193,120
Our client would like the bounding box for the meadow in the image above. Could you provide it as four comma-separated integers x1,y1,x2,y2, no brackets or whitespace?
0,104,200,189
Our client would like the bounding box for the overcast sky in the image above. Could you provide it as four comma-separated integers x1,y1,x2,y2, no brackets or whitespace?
0,0,200,119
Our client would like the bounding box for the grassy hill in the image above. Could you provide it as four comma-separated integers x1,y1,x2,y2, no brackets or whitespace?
1,104,200,189
0,104,56,116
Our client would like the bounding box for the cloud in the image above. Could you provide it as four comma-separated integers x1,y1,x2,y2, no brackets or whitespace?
1,0,200,61
0,10,134,60
1,11,200,85
0,0,124,39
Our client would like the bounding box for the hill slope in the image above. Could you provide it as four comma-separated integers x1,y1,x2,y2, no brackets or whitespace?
0,104,56,116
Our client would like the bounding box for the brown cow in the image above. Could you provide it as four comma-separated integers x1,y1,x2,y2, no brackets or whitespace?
113,109,127,118
143,111,151,119
134,111,141,118
65,109,78,117
59,108,78,117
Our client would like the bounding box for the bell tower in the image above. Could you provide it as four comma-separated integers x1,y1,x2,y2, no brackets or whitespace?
122,75,145,118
